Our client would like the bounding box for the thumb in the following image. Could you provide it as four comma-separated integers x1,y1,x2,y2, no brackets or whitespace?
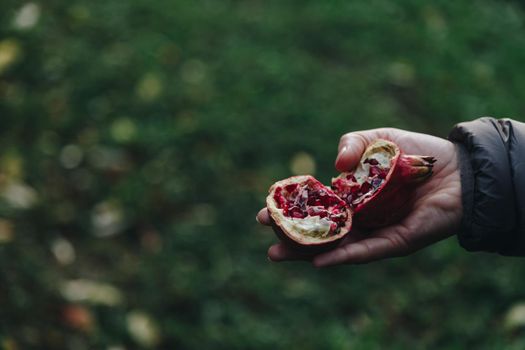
335,133,369,172
335,129,392,172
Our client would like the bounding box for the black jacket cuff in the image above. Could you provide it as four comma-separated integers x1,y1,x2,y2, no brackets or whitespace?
449,117,519,255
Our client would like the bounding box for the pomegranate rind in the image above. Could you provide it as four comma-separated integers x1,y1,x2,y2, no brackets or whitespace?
266,175,352,250
332,139,399,212
332,139,435,228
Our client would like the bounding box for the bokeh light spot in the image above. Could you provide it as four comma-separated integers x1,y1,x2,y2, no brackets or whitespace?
12,3,40,30
290,152,316,175
111,118,137,143
181,59,207,84
126,311,161,347
59,144,84,169
0,219,14,243
51,238,76,265
136,73,163,102
0,39,21,74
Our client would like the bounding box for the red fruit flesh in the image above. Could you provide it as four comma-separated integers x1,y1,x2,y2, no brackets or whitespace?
331,154,391,209
273,182,347,228
266,176,352,251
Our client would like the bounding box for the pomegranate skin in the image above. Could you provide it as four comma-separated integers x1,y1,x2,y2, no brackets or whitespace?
352,178,417,228
270,222,345,254
333,139,435,229
266,175,352,253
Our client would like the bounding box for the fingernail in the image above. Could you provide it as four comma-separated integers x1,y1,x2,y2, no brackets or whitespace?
255,215,261,224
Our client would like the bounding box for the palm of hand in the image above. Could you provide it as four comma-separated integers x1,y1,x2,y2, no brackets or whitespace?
258,128,462,267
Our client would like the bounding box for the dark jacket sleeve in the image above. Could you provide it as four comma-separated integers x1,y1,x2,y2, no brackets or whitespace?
449,117,525,256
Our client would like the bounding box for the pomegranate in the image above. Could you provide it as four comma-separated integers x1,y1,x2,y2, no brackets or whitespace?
266,175,352,252
332,139,435,228
266,139,435,251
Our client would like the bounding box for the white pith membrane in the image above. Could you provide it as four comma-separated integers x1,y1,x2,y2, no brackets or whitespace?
267,176,350,244
332,140,397,208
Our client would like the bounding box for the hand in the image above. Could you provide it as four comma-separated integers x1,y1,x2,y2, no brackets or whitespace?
257,128,462,267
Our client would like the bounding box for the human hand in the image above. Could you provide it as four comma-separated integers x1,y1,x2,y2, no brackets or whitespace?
257,128,462,267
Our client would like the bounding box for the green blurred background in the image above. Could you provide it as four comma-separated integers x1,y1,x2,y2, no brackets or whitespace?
2,0,525,349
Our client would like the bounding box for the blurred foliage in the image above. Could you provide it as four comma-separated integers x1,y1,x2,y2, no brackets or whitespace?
2,0,525,349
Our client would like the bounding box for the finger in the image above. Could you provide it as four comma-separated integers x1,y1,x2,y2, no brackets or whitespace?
268,243,313,262
338,228,369,245
335,129,393,172
256,208,272,226
312,234,409,267
336,132,375,172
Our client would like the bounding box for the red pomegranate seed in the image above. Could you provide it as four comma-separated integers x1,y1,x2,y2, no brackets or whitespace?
365,158,379,165
360,181,371,194
371,178,382,189
350,185,360,195
285,184,298,193
290,207,304,218
273,187,287,209
369,166,382,177
346,174,357,182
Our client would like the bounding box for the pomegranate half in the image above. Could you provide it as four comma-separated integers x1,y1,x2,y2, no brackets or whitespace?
266,175,352,252
331,139,435,228
266,139,435,251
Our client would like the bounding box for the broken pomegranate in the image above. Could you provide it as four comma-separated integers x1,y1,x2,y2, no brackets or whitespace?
266,139,435,251
266,175,352,252
332,139,435,228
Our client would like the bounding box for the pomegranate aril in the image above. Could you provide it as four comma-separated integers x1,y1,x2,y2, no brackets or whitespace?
273,188,287,209
332,179,342,189
360,181,371,194
350,185,360,195
369,166,382,177
346,174,357,182
285,184,298,193
307,193,321,206
289,207,304,218
330,212,346,221
371,178,383,189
